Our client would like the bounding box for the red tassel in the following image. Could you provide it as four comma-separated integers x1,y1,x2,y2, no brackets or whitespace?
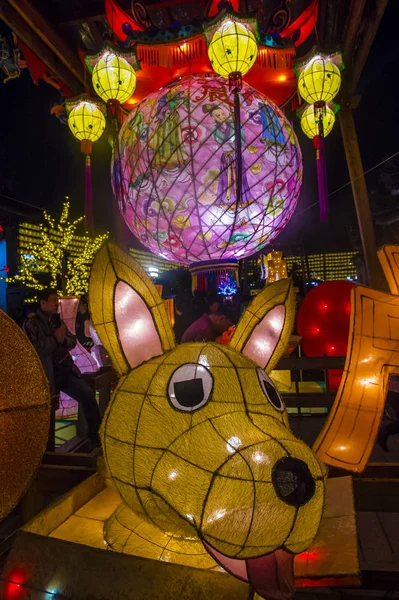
313,135,329,222
85,155,94,235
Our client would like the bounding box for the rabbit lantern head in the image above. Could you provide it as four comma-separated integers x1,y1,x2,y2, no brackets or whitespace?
89,244,326,600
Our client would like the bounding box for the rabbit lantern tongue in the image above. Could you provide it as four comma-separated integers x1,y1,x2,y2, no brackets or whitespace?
204,543,295,600
88,243,326,600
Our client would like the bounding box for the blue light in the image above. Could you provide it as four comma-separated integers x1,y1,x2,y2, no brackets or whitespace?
218,277,238,296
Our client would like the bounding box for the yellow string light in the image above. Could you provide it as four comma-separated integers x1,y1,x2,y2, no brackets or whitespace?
8,201,108,297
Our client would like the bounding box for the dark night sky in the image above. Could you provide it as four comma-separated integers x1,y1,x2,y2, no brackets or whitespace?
1,1,398,253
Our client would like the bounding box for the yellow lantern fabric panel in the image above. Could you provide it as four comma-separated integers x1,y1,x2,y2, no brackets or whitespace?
229,278,295,372
208,20,258,78
0,309,50,520
89,242,175,375
298,57,341,105
314,245,399,471
105,503,217,569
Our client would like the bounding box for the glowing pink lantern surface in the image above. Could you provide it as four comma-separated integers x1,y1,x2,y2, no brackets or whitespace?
243,305,286,368
115,281,162,368
57,298,100,418
115,74,302,265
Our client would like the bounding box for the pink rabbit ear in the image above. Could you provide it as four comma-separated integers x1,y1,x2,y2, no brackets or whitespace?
89,243,175,375
229,279,295,372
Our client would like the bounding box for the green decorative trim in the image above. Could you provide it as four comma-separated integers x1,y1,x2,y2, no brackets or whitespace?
85,41,141,74
296,100,340,119
203,10,260,45
65,93,107,117
294,46,343,77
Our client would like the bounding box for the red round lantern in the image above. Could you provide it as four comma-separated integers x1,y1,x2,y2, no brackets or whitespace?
297,281,355,390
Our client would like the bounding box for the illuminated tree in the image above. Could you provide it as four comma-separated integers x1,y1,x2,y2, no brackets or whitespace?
8,201,108,297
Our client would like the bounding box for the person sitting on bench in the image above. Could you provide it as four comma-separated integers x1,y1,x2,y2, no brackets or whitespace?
24,288,101,449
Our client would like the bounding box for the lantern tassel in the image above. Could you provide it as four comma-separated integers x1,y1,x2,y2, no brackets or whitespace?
81,139,94,235
85,154,94,235
313,134,329,222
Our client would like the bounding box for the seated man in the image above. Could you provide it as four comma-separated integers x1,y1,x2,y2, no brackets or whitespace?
181,310,232,343
24,288,101,448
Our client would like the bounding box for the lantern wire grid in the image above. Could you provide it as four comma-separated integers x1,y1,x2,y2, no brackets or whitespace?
298,58,341,106
116,76,301,264
93,53,136,104
208,21,258,79
101,340,325,557
68,101,106,142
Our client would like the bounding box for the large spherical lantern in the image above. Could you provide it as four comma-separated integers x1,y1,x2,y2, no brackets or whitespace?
298,56,341,106
300,104,335,139
115,74,302,265
297,281,355,390
207,20,258,80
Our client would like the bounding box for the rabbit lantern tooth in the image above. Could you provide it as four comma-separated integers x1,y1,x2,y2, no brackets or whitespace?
89,243,326,600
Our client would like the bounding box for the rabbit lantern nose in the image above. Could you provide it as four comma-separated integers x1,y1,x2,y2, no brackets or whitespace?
272,457,315,507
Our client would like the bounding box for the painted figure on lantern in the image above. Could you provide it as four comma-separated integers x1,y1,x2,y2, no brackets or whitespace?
203,102,253,210
264,178,287,220
259,102,286,146
284,120,297,146
124,111,149,190
153,86,189,169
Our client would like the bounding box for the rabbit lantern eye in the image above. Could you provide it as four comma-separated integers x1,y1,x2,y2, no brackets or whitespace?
257,368,285,413
168,364,213,412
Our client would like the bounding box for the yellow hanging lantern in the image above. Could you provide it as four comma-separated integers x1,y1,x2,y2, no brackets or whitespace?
67,97,106,149
297,55,341,106
300,104,335,139
208,20,258,80
92,51,136,104
66,95,106,234
85,44,140,227
85,42,140,112
295,50,342,223
204,14,258,90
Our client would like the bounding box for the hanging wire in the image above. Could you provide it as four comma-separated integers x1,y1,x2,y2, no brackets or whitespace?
290,149,399,221
0,193,60,215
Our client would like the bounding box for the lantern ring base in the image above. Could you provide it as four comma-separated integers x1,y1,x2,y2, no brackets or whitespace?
189,259,238,293
229,71,243,91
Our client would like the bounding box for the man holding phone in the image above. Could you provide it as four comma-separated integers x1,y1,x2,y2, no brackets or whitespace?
24,288,101,448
